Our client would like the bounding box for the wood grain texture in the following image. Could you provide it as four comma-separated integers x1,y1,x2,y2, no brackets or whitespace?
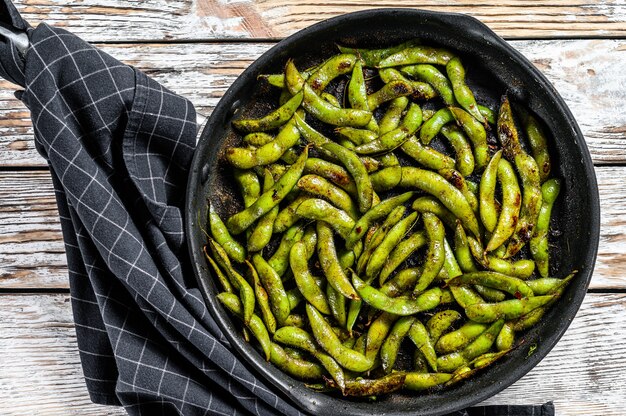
0,167,624,289
11,0,626,42
1,39,624,167
0,292,624,415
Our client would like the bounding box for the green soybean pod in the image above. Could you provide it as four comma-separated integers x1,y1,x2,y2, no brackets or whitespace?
401,136,456,171
317,222,359,300
400,167,481,238
203,247,234,294
272,194,309,234
441,124,475,177
365,312,400,360
523,112,552,183
357,205,407,274
435,321,489,354
486,158,521,253
326,284,347,327
306,304,373,372
232,90,303,133
246,260,277,334
227,147,308,235
304,158,358,196
496,322,515,351
268,223,305,277
296,198,355,240
401,64,456,106
368,166,403,192
439,168,479,214
208,204,246,263
480,150,503,233
404,373,453,390
437,319,504,372
379,97,409,134
378,67,438,100
217,292,272,360
379,230,428,285
303,83,372,128
413,213,445,294
338,39,421,67
454,222,479,273
269,342,325,380
530,178,561,278
346,191,415,249
449,106,489,170
378,46,456,67
408,319,438,371
446,57,486,125
427,310,463,345
248,170,279,253
380,267,421,298
419,108,454,145
465,295,555,323
321,92,341,107
447,271,534,298
498,96,542,258
441,237,485,309
209,239,255,325
411,196,457,229
336,127,377,145
381,316,416,373
348,61,379,133
327,373,407,397
297,174,359,219
366,212,419,282
367,80,414,111
233,169,261,208
290,240,331,315
355,103,422,155
322,141,374,213
307,53,356,94
526,278,570,295
252,253,291,326
243,131,275,147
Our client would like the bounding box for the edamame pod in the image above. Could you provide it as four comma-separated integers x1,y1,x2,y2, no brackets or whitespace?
317,222,359,300
447,271,534,298
378,46,455,67
307,53,356,93
246,260,277,334
303,83,372,127
381,316,417,373
441,124,475,177
209,204,246,263
232,90,303,133
268,224,305,277
296,198,355,240
379,230,427,285
401,64,456,106
253,254,291,326
446,57,486,125
248,170,279,252
326,373,406,397
413,213,445,294
449,106,489,170
297,174,359,219
404,373,453,390
465,295,555,323
479,150,503,233
486,158,521,252
530,178,561,277
408,319,438,371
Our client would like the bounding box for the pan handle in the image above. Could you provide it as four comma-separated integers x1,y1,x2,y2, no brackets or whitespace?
0,21,29,57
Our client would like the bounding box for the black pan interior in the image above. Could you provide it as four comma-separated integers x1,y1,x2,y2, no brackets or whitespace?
186,9,600,416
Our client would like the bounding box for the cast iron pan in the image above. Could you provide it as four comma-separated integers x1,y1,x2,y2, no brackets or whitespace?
186,9,600,416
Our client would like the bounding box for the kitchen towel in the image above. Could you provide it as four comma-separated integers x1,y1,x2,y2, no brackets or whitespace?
0,2,553,415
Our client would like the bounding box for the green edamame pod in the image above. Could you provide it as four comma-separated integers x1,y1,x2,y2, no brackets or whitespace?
465,295,555,323
209,239,255,324
272,194,308,234
209,204,246,263
446,57,486,125
366,212,419,282
355,103,422,155
217,292,271,360
447,271,534,298
522,112,552,182
367,80,414,111
306,304,373,372
369,166,403,192
338,39,421,67
437,319,504,372
252,254,291,326
232,90,303,133
408,319,438,371
269,342,325,380
317,222,359,300
441,237,485,308
426,310,462,345
348,61,379,133
322,141,374,213
378,68,438,100
401,136,456,171
243,131,275,147
439,168,479,213
297,174,359,219
378,46,455,67
303,83,372,128
530,178,561,277
411,196,456,229
486,158,521,252
449,106,489,170
336,127,376,145
496,322,515,351
304,158,358,196
246,260,277,334
526,278,570,295
321,92,340,107
346,191,414,249
435,321,489,354
480,150,503,233
268,224,305,277
248,170,279,253
441,124,475,177
326,285,347,327
365,312,400,360
296,198,355,239
233,169,261,208
357,205,406,274
379,97,409,134
379,230,427,285
307,53,356,93
327,373,406,397
478,105,496,125
498,96,542,258
404,373,453,390
399,167,481,238
381,316,416,373
419,108,454,144
413,213,445,294
203,247,234,293
227,147,308,235
401,64,456,106
454,222,478,273
473,284,507,302
354,273,441,316
290,241,331,315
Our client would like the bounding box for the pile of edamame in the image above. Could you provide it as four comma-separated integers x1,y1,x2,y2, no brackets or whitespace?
204,40,574,397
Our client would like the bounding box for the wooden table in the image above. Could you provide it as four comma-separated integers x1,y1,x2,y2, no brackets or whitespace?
1,1,625,415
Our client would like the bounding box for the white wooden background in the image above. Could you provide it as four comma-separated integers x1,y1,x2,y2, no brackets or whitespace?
1,1,625,415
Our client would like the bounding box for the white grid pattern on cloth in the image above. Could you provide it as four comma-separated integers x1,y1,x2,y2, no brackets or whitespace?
16,21,304,416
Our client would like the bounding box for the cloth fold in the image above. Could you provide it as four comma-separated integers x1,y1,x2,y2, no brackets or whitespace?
0,2,554,416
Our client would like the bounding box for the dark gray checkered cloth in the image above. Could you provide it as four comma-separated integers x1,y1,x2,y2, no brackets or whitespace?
0,2,553,415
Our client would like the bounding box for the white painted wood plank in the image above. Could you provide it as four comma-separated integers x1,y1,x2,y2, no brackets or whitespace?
10,1,626,42
0,166,624,289
0,293,624,415
1,39,624,167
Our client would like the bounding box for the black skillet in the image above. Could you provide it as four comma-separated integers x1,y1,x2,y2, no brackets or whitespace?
186,9,600,416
